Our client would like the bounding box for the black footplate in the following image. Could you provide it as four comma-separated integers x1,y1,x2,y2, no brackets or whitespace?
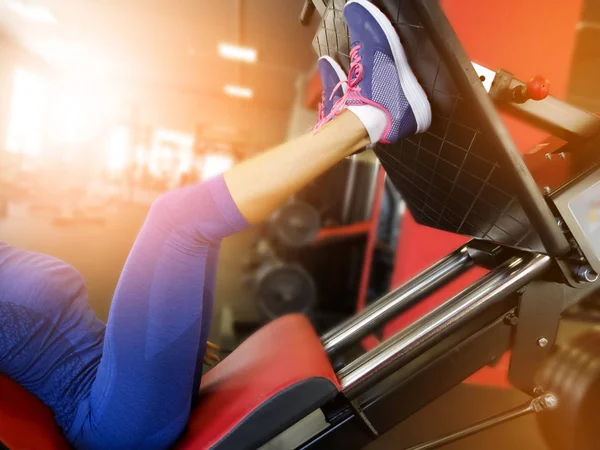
313,0,570,255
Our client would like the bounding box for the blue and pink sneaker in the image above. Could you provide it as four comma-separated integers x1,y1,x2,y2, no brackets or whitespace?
318,0,432,144
314,56,347,130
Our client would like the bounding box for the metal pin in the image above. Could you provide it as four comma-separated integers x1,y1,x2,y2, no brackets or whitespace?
542,393,558,409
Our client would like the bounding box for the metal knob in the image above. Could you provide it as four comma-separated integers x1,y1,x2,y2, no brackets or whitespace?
512,75,551,102
526,75,551,101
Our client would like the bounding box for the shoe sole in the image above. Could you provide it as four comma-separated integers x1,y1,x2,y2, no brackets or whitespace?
345,0,432,134
319,55,348,94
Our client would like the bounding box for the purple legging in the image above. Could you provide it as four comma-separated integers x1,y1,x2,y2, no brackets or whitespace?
0,175,248,449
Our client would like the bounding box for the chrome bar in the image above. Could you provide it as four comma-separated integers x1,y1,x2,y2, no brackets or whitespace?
338,253,552,399
321,246,473,355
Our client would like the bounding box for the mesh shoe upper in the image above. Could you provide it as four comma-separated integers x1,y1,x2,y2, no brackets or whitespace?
371,50,417,142
317,57,346,122
343,2,418,142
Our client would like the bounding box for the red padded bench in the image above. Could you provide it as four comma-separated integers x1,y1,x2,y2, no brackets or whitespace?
0,314,340,450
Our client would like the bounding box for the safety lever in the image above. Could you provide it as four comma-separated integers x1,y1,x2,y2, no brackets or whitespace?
405,393,557,450
470,62,600,141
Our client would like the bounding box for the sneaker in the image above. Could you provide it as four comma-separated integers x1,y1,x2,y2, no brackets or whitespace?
314,56,347,130
323,0,432,144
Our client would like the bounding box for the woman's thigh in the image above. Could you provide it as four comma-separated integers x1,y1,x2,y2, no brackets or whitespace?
0,243,105,435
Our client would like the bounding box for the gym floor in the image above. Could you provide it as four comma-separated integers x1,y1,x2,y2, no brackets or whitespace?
0,200,560,449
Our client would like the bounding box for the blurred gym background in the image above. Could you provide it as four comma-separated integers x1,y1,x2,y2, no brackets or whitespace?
2,0,600,449
0,0,404,351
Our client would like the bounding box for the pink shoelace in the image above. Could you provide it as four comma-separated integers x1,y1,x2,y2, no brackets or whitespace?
316,43,393,143
314,45,364,131
322,44,364,122
316,91,326,124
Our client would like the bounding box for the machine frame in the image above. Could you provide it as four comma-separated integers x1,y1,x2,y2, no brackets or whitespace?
264,0,600,448
297,248,598,449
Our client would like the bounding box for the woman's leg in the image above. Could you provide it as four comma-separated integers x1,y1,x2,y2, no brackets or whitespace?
71,0,434,443
0,243,105,435
72,176,246,449
225,111,369,224
192,241,220,397
70,111,369,449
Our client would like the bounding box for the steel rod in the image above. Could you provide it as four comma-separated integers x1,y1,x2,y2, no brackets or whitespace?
406,393,557,450
338,253,551,398
321,246,472,355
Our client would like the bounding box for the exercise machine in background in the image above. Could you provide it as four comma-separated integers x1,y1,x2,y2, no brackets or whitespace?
241,155,404,335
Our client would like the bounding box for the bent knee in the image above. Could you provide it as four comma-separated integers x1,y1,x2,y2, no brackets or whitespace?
146,183,222,244
149,185,203,223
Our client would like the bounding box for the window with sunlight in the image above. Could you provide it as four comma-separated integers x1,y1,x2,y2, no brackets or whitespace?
106,125,131,173
202,154,233,180
148,129,194,178
5,68,48,156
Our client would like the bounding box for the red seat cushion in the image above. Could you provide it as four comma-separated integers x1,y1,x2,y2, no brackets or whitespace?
0,315,337,450
176,314,340,450
0,375,71,450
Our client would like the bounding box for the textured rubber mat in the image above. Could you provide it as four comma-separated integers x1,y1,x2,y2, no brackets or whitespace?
313,0,548,252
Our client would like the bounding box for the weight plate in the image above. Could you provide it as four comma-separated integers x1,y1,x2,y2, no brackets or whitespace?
537,330,600,450
270,201,320,248
255,263,317,320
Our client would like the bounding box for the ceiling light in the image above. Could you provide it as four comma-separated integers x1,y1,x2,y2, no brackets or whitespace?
5,0,59,25
224,84,253,99
202,154,234,180
218,43,257,63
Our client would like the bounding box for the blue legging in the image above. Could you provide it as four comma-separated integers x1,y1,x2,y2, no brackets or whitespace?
0,175,248,449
